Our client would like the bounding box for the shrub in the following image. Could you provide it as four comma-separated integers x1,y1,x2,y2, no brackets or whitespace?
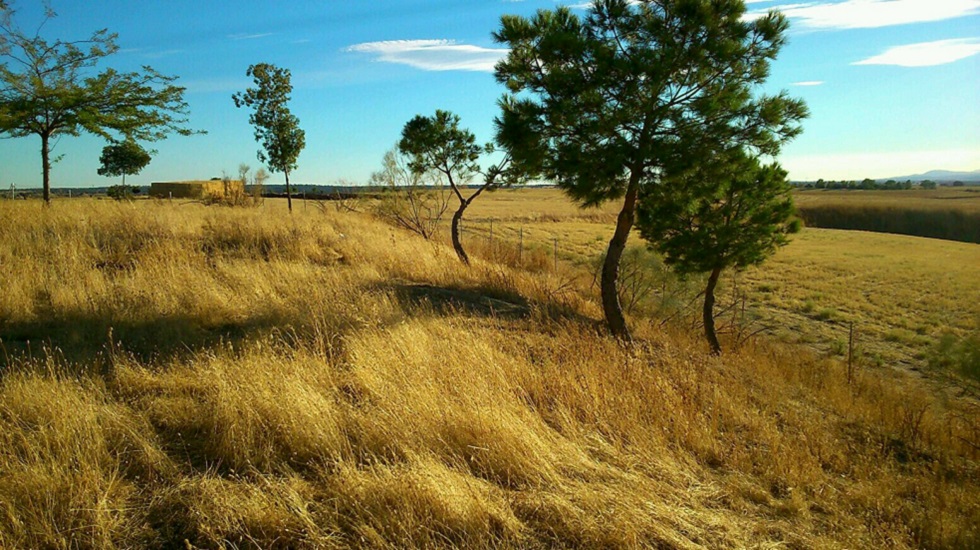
591,246,699,319
370,148,449,240
929,330,980,381
106,184,140,201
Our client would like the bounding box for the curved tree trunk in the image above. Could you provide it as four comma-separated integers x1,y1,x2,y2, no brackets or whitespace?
601,181,639,342
284,169,293,213
41,133,51,204
450,201,469,264
703,266,723,355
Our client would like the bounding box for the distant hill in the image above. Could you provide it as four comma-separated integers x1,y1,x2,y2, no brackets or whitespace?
882,169,980,182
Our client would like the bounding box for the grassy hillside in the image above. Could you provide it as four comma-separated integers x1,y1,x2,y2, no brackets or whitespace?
0,198,978,549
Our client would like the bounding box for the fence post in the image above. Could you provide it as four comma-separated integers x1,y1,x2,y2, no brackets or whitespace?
519,227,524,266
554,237,558,271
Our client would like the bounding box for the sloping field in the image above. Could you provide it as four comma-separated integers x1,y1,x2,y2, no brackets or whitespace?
464,188,979,372
0,198,977,549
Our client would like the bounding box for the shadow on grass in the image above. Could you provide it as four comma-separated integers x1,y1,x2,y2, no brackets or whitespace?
0,310,287,372
385,281,532,320
383,281,598,329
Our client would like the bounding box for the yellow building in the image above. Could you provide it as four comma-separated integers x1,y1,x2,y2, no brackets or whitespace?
149,180,245,200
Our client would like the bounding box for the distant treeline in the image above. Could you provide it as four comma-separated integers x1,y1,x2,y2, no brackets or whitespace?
797,204,980,244
794,179,971,191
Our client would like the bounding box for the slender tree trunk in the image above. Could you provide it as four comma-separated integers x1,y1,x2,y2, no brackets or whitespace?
601,181,639,342
285,170,293,213
703,267,723,355
451,200,469,264
41,133,51,204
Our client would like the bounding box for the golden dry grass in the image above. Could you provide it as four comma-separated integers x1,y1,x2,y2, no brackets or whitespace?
0,196,978,549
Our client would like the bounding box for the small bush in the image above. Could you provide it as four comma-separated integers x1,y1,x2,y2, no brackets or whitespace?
591,246,699,318
107,184,140,201
929,331,980,381
815,308,836,321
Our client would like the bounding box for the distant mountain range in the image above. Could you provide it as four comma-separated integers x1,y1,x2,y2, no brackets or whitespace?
880,169,980,182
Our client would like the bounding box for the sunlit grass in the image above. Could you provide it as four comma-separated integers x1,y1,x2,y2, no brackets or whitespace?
0,196,977,549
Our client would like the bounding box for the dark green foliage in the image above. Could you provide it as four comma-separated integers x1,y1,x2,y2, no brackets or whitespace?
494,0,806,205
233,63,305,212
0,5,195,203
399,110,482,184
98,140,152,185
637,150,800,353
398,110,517,263
493,0,807,339
638,152,800,276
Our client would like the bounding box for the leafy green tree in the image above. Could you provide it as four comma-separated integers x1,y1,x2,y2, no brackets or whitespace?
921,180,937,190
494,0,807,340
0,4,195,204
399,110,515,263
98,140,152,186
637,150,800,354
233,63,305,213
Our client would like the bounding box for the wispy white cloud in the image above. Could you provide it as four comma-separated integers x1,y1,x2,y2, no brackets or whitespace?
229,32,274,41
747,0,980,30
118,47,184,59
346,40,509,72
792,80,825,85
854,38,980,66
143,49,184,60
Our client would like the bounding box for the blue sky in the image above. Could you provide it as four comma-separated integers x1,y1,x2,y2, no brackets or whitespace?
1,0,978,188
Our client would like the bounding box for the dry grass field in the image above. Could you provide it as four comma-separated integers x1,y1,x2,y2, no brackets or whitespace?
0,195,978,549
463,188,979,372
